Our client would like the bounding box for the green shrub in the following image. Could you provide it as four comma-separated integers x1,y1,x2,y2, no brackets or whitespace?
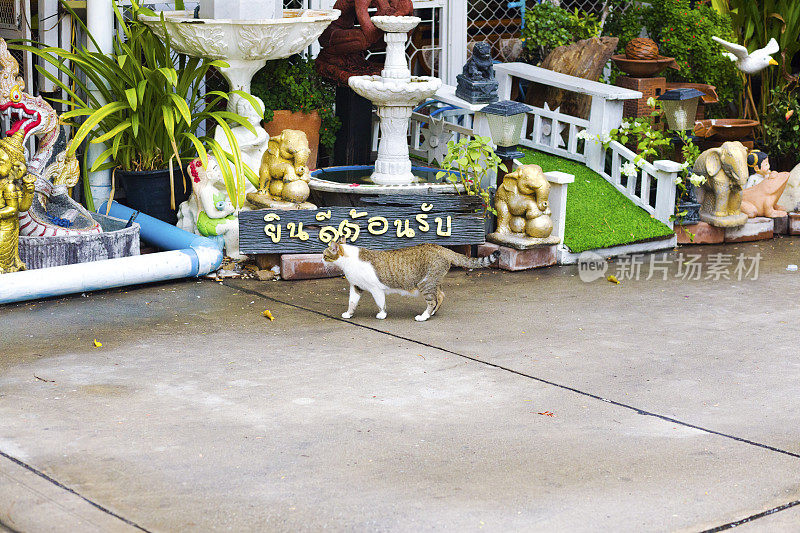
762,83,800,170
251,55,341,154
603,0,742,117
522,3,600,64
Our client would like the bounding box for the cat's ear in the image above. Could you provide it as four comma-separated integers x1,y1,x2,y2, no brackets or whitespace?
329,240,340,252
338,237,346,246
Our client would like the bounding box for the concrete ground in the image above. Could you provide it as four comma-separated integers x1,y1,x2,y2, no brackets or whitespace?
1,237,800,532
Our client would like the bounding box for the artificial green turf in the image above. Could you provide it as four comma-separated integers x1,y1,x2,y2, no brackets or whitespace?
519,149,674,254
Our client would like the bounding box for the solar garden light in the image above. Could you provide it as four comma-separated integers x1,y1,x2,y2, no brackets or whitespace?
657,88,705,132
481,100,532,161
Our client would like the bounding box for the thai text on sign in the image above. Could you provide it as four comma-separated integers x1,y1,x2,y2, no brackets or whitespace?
238,194,487,254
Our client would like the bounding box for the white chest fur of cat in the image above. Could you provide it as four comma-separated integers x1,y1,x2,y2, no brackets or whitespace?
322,240,499,321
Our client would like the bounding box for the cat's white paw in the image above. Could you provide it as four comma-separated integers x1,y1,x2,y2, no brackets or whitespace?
376,311,387,320
342,312,353,319
415,314,430,322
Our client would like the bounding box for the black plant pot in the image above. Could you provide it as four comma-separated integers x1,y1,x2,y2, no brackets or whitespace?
675,200,701,226
118,164,190,225
675,182,701,226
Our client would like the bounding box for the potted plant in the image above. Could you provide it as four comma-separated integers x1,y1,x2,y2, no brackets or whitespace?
16,0,257,223
250,54,340,170
435,135,506,215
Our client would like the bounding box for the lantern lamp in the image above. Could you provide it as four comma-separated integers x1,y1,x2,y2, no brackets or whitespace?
481,100,532,160
657,88,705,131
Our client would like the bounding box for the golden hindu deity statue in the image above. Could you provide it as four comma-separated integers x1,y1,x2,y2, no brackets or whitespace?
0,131,36,273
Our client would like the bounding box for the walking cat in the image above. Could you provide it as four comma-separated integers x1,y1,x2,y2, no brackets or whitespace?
322,240,500,321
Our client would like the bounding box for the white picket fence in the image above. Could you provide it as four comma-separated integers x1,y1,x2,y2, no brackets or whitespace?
392,62,681,227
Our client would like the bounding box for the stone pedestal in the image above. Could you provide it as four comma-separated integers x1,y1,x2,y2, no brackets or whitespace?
617,76,666,119
373,105,415,184
487,233,560,249
478,243,557,271
455,75,498,104
724,217,773,242
700,211,749,228
246,192,315,210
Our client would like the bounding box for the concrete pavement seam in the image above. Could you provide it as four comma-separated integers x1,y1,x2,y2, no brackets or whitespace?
700,499,800,532
0,518,22,533
226,281,800,462
0,450,152,533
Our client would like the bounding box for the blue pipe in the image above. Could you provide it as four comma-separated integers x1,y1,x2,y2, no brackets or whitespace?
99,201,223,276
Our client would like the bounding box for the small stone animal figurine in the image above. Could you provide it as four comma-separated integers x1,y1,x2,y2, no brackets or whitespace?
741,151,790,218
455,42,499,103
463,42,495,81
323,240,499,321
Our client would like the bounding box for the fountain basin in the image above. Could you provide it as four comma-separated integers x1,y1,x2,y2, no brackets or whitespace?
371,16,421,34
693,118,759,141
349,76,441,107
139,10,340,62
309,165,465,207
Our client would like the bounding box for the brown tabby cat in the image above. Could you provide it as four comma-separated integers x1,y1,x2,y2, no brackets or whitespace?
322,240,499,321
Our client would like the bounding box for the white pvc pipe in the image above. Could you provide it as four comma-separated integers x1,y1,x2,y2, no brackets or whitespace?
0,249,215,304
0,203,223,305
86,0,114,206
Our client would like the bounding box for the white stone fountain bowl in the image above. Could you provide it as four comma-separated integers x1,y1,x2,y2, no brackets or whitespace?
349,75,442,107
371,16,421,34
139,10,340,61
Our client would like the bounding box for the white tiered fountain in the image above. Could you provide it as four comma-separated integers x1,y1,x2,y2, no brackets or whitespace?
348,16,442,185
139,2,340,95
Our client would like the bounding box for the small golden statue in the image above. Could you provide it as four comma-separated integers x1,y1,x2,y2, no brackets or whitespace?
0,131,35,274
247,129,316,210
488,164,559,249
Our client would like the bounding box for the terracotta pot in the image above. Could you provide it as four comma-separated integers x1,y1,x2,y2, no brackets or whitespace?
611,55,678,78
262,110,322,170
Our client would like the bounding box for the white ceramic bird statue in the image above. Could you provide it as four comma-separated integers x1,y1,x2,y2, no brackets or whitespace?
712,36,780,74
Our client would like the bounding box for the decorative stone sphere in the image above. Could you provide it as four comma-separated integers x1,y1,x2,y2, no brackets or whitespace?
625,38,659,60
526,216,553,238
510,216,527,234
283,180,311,204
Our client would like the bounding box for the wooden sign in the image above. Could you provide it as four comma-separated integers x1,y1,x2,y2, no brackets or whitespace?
239,194,487,254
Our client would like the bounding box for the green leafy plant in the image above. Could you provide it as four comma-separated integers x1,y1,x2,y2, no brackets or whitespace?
251,55,341,154
762,82,800,170
435,136,506,215
604,0,743,117
521,3,600,64
711,0,800,118
13,0,257,210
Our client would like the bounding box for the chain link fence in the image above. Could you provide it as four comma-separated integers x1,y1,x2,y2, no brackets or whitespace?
465,0,616,62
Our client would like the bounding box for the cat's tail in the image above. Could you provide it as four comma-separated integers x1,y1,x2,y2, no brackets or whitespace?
442,248,500,269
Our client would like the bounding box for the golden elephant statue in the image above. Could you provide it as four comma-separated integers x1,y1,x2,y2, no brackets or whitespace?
252,129,314,208
489,164,557,248
693,141,749,227
496,164,553,237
